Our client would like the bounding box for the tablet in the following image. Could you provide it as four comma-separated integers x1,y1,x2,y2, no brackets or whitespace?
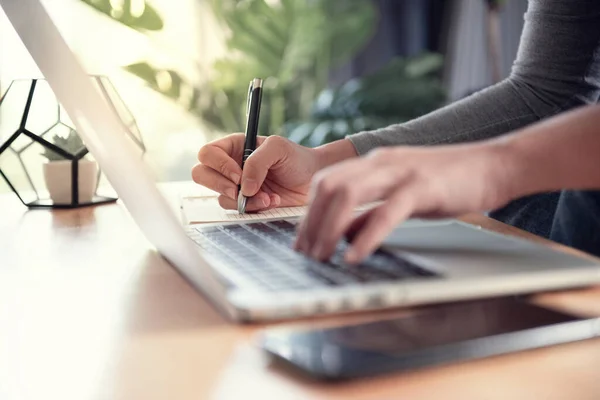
258,297,600,380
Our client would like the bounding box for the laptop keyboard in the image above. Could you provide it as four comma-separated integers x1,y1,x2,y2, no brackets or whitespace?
186,220,439,291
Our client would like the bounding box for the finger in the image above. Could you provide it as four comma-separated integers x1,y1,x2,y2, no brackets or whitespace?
345,187,419,264
269,193,282,208
295,175,336,256
311,189,357,260
191,163,238,200
294,215,310,252
300,159,399,257
297,163,360,255
344,209,375,242
206,133,245,155
217,191,272,212
198,144,243,185
241,136,289,197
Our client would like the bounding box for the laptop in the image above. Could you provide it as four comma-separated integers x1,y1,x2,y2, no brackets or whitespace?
3,0,600,322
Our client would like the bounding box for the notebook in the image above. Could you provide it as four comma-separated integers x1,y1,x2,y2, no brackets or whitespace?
180,188,376,225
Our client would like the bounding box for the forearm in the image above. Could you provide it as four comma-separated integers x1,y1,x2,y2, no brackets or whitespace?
496,105,600,198
348,80,540,153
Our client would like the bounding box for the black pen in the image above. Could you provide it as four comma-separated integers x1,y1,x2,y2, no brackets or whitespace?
237,78,263,214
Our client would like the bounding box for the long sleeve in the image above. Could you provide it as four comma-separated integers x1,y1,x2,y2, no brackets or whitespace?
348,0,600,154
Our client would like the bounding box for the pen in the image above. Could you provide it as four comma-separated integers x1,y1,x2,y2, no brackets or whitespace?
237,78,263,214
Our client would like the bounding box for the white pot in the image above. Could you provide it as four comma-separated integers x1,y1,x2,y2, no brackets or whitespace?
43,159,98,204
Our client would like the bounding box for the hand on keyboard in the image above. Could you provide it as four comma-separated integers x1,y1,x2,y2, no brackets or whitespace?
187,220,437,292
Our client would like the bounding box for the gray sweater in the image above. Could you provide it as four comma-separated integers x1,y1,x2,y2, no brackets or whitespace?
348,0,600,154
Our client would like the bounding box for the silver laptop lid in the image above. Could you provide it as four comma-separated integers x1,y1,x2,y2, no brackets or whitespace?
0,0,226,301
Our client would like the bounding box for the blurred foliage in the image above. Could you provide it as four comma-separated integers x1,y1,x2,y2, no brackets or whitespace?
121,0,376,136
76,0,204,126
78,0,164,31
201,0,378,136
78,0,445,149
286,53,446,147
123,62,194,104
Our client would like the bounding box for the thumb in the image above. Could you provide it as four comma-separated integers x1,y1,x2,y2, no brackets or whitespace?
241,136,288,196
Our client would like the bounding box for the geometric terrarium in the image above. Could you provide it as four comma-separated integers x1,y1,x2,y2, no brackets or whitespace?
0,76,145,208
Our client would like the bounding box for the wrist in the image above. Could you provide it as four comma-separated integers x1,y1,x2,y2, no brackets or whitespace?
486,139,530,205
313,139,359,171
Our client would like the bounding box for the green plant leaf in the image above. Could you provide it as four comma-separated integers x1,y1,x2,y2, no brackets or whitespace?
306,121,334,148
277,3,327,85
204,0,377,134
405,53,445,78
124,62,158,87
119,0,378,137
41,129,85,161
286,53,447,147
79,0,164,31
123,62,202,111
286,121,318,144
323,1,377,66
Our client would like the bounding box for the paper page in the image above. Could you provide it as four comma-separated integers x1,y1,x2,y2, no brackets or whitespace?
181,195,375,225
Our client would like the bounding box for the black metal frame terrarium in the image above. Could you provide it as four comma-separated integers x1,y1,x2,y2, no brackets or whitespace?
0,76,145,209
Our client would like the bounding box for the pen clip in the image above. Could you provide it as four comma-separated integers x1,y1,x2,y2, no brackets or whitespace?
246,80,254,117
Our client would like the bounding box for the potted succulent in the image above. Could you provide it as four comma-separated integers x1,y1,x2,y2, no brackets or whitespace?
41,129,98,204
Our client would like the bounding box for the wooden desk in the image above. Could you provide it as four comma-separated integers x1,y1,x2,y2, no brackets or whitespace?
2,186,600,400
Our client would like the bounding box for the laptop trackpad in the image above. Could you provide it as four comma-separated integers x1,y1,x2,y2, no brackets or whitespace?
383,220,520,252
381,220,595,274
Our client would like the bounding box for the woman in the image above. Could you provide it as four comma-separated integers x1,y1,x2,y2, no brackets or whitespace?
192,0,600,260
